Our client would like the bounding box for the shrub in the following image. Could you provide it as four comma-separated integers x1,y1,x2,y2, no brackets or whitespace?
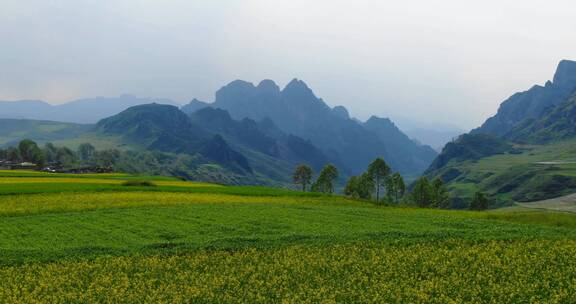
122,180,157,187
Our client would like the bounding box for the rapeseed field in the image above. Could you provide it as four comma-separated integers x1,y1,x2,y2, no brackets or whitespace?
0,170,575,303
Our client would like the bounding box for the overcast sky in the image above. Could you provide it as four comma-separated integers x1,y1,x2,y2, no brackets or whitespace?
1,0,575,129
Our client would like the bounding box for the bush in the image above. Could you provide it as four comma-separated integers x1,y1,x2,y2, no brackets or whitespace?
121,180,157,187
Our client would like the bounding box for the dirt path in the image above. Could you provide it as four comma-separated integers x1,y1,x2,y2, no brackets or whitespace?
516,194,576,213
535,161,576,165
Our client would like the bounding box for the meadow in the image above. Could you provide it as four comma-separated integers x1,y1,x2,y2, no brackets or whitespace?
1,170,575,302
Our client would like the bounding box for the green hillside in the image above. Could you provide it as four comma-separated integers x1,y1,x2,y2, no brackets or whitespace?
427,138,576,207
0,170,575,302
425,62,576,208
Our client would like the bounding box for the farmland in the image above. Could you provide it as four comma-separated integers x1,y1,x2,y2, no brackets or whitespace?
1,170,575,302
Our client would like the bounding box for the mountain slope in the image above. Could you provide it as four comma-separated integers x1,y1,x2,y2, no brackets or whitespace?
473,60,576,137
426,60,576,208
364,116,437,175
96,104,251,174
507,93,576,143
189,107,333,171
194,79,436,175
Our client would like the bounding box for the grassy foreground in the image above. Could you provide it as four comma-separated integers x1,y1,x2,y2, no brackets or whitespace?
1,170,575,303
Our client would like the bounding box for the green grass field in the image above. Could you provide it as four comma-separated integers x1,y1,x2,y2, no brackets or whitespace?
1,170,575,302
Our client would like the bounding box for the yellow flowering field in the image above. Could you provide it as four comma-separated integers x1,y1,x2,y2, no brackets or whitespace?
0,176,219,188
1,171,576,303
1,240,575,303
0,191,338,216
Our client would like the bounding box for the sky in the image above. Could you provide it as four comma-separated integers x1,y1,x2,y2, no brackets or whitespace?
1,0,575,130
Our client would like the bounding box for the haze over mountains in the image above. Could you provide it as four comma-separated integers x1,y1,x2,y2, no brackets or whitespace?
0,95,177,124
0,78,439,184
183,79,437,176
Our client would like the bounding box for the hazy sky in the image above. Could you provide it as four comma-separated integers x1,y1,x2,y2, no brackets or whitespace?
1,0,575,129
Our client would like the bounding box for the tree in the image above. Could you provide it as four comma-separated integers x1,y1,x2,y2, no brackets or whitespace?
469,191,489,211
77,143,96,163
387,172,406,204
312,164,339,194
293,164,313,192
6,147,21,162
95,149,121,167
55,147,77,166
411,176,433,207
18,139,44,166
344,172,374,200
367,157,391,203
431,178,450,208
44,143,59,164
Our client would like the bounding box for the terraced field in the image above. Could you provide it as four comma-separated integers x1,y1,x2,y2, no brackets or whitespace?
1,170,575,303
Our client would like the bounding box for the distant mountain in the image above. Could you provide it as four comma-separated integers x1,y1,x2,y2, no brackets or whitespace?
473,60,576,137
181,98,210,115
96,104,251,173
97,103,206,152
392,117,465,151
425,60,576,207
0,119,90,147
96,103,343,181
403,128,463,151
364,116,437,174
0,95,178,124
186,78,436,175
189,107,333,171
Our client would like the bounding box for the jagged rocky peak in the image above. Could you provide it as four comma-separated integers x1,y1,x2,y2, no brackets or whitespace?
553,59,576,90
283,78,313,95
215,80,258,104
366,115,396,127
181,98,210,114
332,106,350,119
257,79,280,95
194,106,233,121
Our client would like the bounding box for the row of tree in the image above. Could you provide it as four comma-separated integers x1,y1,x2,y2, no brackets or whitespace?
293,157,469,209
0,140,119,168
293,164,339,194
344,158,407,204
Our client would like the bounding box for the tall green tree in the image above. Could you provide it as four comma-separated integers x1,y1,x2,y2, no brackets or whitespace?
344,172,374,200
312,164,339,194
367,157,391,203
6,147,21,162
78,143,96,163
95,149,121,167
411,176,433,207
43,143,59,164
18,139,45,166
293,164,313,192
431,178,450,208
469,191,489,210
387,172,406,204
56,147,77,166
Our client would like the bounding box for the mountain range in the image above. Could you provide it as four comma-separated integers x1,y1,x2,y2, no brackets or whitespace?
425,59,576,207
1,79,437,185
183,78,437,176
0,95,177,124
